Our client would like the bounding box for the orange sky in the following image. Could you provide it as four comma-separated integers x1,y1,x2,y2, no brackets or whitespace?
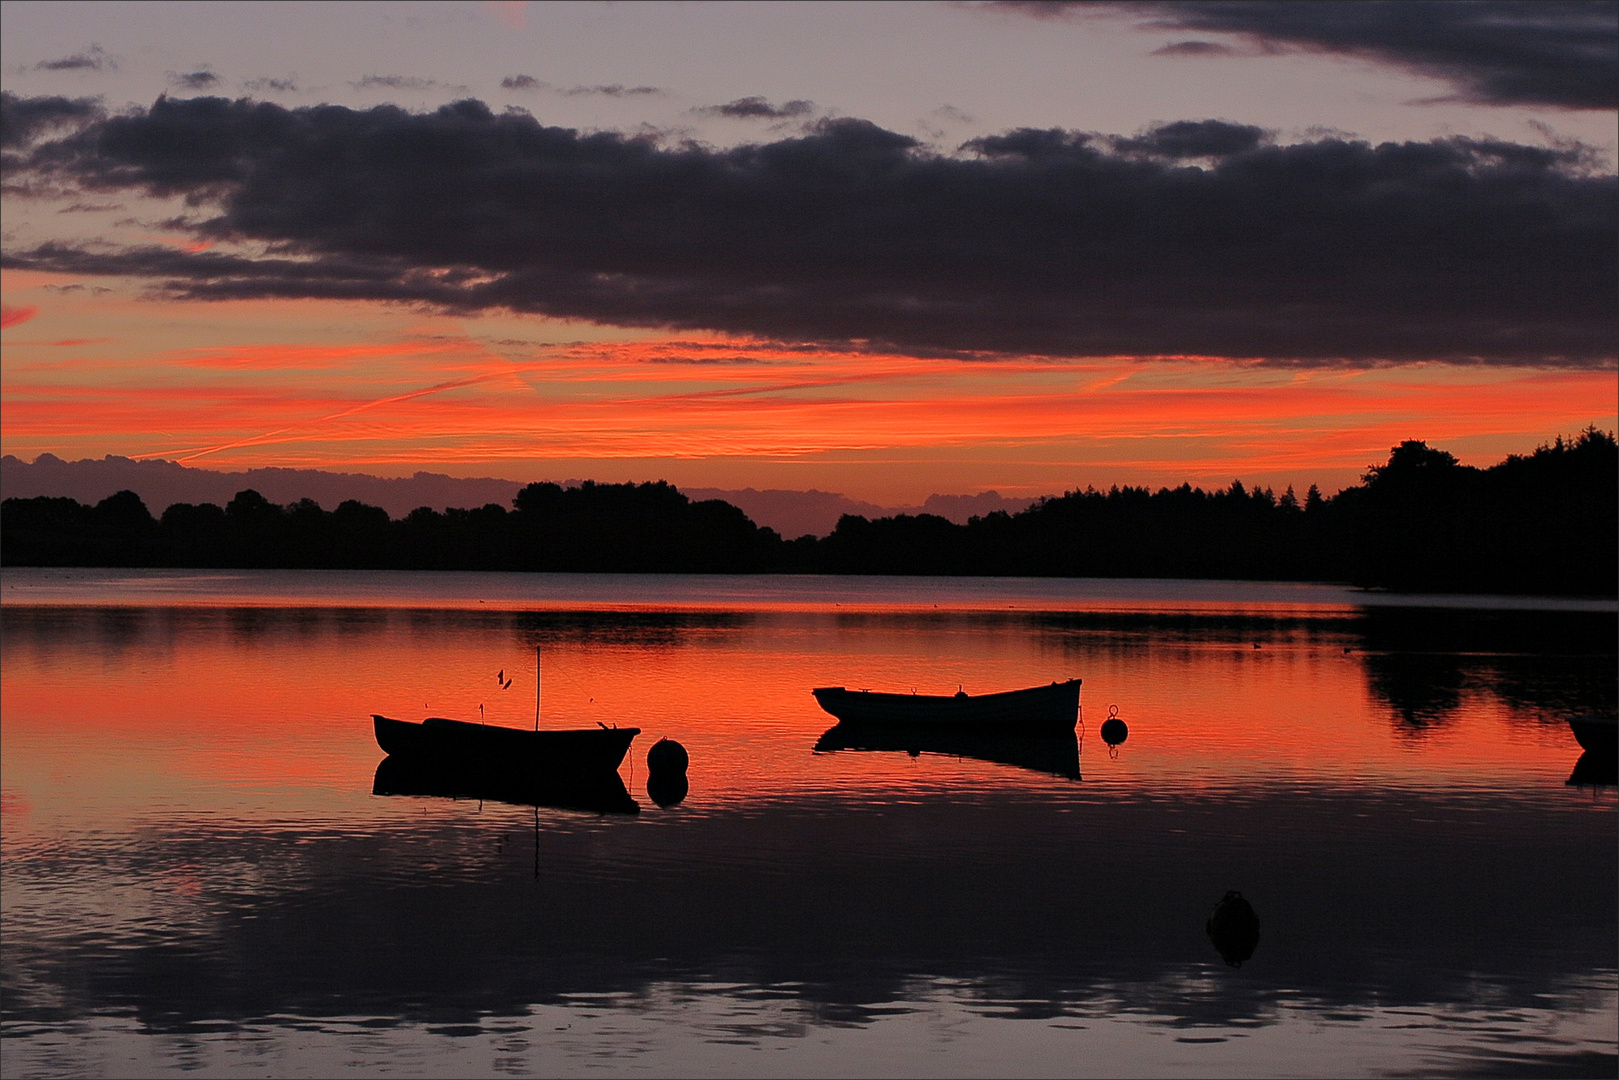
2,1,1614,506
3,271,1614,503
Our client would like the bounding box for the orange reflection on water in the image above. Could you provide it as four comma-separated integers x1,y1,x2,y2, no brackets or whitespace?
3,575,1608,840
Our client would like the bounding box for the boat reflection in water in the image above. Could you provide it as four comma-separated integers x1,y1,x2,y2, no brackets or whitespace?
814,723,1081,780
1567,751,1617,788
372,753,640,814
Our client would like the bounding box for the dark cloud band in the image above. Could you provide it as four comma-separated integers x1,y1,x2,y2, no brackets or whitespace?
1,94,1613,366
1005,0,1618,110
0,94,103,150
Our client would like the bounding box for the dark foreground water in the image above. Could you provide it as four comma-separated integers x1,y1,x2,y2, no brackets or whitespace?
2,570,1614,1078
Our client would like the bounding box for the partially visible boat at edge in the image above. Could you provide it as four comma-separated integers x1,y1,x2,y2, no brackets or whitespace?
1566,714,1617,757
1567,750,1617,788
812,679,1080,733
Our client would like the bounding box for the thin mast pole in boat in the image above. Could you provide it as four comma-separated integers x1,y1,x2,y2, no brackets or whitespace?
535,645,541,731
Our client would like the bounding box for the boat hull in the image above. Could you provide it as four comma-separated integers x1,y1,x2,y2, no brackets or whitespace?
1567,715,1617,757
811,679,1080,732
373,715,639,775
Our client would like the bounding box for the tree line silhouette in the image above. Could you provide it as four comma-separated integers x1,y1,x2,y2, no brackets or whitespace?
3,431,1614,595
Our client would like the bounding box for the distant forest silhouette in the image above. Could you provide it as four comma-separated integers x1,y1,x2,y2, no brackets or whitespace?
4,432,1614,596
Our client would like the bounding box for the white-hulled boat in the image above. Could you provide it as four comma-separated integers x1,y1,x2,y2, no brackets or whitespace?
811,679,1080,732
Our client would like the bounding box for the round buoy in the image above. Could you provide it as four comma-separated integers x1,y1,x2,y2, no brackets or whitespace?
646,771,688,808
646,737,689,775
1100,705,1128,747
1205,890,1260,967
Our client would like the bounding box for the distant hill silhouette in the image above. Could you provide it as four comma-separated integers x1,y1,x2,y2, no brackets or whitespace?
683,488,1036,537
917,491,1038,525
0,454,523,520
1,455,1036,538
679,488,897,539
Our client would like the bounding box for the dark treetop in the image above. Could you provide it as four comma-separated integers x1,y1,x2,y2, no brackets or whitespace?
3,431,1614,596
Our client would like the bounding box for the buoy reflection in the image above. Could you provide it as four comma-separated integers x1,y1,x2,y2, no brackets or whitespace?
1206,890,1260,967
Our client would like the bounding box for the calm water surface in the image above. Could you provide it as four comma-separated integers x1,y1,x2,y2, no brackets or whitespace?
2,569,1614,1078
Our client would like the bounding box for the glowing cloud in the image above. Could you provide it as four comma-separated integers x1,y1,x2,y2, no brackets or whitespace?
1,303,40,328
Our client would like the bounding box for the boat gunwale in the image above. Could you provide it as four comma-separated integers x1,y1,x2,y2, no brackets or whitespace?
375,713,641,738
1566,714,1618,755
811,678,1080,704
371,714,639,771
810,679,1081,732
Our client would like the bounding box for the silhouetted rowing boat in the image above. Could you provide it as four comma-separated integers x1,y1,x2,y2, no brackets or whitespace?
811,679,1080,732
373,714,639,775
1567,714,1617,757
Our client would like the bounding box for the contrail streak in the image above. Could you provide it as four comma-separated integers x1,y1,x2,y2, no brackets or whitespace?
132,368,529,464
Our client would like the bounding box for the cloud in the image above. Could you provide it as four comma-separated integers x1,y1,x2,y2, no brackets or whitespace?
242,77,299,93
500,77,661,98
1,303,40,328
2,96,1613,366
918,105,977,140
350,75,465,92
168,71,222,90
39,283,112,294
696,97,816,120
1109,118,1269,157
1002,1,1618,110
35,45,116,73
0,92,103,150
557,84,663,98
1151,39,1236,57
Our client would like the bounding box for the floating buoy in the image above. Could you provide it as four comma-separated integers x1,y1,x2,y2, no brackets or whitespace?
646,738,689,808
1100,704,1128,748
646,771,688,808
647,737,689,776
1206,890,1260,967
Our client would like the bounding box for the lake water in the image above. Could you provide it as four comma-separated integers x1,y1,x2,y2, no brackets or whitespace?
2,569,1614,1078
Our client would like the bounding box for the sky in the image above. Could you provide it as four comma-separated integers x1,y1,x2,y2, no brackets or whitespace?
1,0,1614,504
